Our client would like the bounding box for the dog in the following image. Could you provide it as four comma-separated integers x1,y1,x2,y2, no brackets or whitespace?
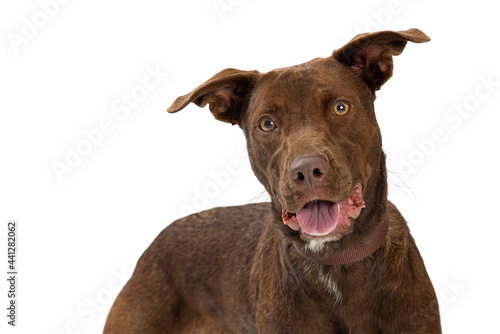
104,28,441,333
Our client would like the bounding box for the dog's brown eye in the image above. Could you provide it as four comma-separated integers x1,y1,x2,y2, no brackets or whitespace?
333,101,350,116
259,117,276,132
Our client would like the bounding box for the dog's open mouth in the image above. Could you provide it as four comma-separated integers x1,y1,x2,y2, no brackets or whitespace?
281,184,366,237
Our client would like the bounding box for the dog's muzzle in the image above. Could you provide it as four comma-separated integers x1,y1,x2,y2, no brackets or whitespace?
281,183,365,237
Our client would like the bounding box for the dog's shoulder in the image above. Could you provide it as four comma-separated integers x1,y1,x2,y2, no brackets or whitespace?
383,201,429,273
384,201,413,253
387,201,409,234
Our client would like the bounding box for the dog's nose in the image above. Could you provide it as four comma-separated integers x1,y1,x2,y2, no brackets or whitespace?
289,156,329,188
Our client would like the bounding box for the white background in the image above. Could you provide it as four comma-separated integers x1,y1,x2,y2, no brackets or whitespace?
1,0,499,333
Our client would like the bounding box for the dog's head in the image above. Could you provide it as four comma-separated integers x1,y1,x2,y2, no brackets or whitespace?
168,29,429,261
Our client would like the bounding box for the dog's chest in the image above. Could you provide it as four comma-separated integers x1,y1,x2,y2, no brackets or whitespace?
304,261,375,309
317,268,343,304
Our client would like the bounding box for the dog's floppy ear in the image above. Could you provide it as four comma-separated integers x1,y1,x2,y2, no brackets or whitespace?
332,28,430,92
167,68,260,125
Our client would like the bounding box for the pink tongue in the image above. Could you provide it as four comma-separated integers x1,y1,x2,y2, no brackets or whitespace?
296,201,339,236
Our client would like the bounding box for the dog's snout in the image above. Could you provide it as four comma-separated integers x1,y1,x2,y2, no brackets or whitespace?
289,156,329,188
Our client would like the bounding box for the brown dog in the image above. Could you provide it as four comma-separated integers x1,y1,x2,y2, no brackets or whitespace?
104,28,441,333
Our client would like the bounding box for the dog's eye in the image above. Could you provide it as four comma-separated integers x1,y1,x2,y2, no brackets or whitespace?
259,117,277,132
333,101,350,116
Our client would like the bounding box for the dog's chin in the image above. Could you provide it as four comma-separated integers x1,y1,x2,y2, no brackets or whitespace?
280,183,365,242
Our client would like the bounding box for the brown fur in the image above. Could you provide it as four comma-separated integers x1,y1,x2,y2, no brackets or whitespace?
104,28,441,333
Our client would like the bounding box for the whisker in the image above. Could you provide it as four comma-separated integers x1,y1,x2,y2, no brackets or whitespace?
387,170,417,201
246,191,270,204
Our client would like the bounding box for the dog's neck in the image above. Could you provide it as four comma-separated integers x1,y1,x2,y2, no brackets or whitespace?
292,214,389,265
